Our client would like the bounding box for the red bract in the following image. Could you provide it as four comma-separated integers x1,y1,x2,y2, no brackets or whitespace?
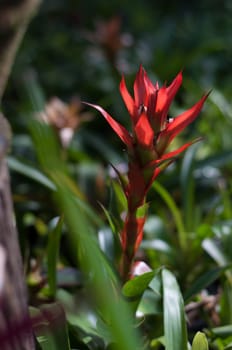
85,66,208,281
86,65,207,162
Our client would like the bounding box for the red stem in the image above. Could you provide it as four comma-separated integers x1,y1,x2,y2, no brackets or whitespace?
119,214,138,281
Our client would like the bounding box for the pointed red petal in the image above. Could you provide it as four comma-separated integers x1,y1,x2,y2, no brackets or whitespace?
160,138,202,161
150,159,174,183
119,76,137,122
134,112,154,148
155,86,168,112
154,72,183,129
162,94,208,144
147,89,158,121
160,71,183,126
147,138,202,171
84,102,133,147
167,71,183,101
143,69,157,95
151,167,162,182
150,86,168,132
133,65,147,107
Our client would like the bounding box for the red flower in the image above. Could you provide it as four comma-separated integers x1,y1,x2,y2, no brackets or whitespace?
85,66,208,211
85,66,208,280
85,65,207,162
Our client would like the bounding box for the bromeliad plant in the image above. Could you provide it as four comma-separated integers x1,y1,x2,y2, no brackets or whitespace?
86,66,208,281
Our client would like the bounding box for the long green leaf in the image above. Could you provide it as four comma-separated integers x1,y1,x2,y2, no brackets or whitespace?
8,155,103,227
202,238,228,266
180,143,199,233
30,120,142,350
162,269,188,350
7,156,55,190
211,324,232,338
47,216,64,297
152,181,186,251
184,265,232,303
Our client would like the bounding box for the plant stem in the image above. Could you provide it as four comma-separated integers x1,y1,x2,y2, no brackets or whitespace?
119,211,141,281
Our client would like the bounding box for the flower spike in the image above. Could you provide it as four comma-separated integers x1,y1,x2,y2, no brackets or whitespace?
85,65,208,281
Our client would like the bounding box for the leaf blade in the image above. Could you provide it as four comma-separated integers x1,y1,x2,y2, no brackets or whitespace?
47,216,64,297
162,269,188,350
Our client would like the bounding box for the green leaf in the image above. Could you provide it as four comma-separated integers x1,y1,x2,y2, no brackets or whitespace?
30,303,71,350
209,89,232,120
7,156,55,190
107,179,128,232
123,270,162,316
196,150,232,170
80,129,122,163
111,180,128,215
21,68,46,112
47,216,64,297
30,120,142,350
192,331,208,350
137,289,162,316
136,202,149,218
99,202,117,235
180,143,199,233
141,239,173,255
220,281,232,324
56,289,99,337
143,215,166,239
122,270,159,299
184,265,232,303
8,156,103,228
202,238,228,266
211,325,232,338
152,181,186,251
98,227,115,260
162,269,188,350
150,336,165,349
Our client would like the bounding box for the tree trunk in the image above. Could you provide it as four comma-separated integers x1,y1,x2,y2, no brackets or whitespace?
0,0,41,99
0,159,34,349
0,0,41,348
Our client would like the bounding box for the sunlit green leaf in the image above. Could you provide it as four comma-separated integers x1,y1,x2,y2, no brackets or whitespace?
122,270,158,299
192,331,208,350
203,238,228,266
123,272,162,319
162,269,188,350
